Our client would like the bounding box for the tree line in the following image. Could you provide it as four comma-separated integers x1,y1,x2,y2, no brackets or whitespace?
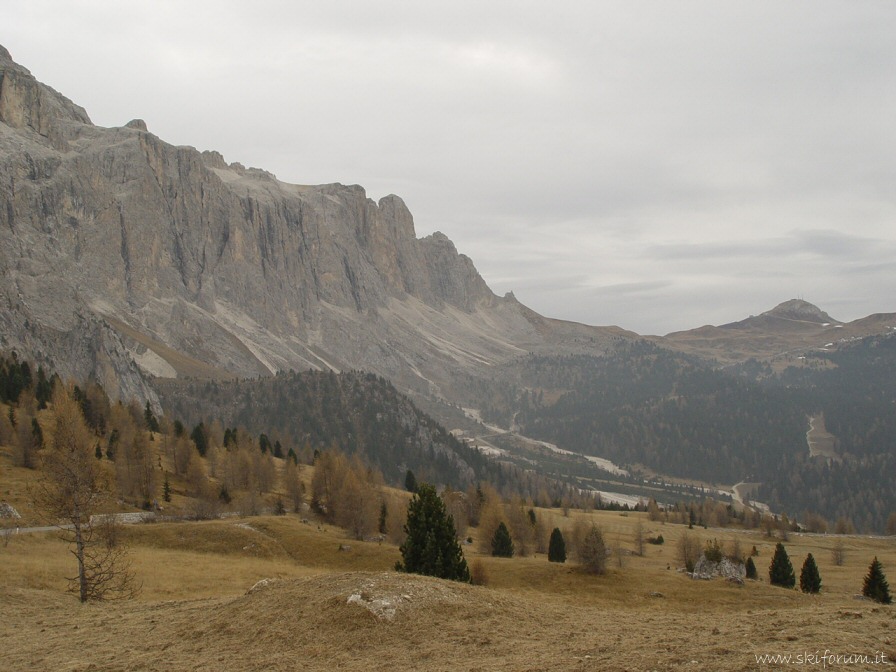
492,335,896,533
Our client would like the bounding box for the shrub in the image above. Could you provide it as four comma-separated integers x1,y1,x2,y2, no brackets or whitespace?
470,559,489,586
677,531,701,573
745,556,758,580
704,539,723,563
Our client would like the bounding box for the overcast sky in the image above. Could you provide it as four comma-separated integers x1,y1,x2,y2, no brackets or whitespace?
6,1,895,334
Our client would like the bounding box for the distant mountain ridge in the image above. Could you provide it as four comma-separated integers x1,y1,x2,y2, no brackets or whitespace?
760,299,839,324
721,299,840,330
661,299,893,365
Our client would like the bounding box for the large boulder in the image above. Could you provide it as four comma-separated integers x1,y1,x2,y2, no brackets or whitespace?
691,554,746,583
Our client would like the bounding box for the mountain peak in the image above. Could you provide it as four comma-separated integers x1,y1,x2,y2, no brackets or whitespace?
0,43,91,138
762,299,838,324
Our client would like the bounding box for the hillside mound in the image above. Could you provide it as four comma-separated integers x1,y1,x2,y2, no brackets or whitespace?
762,299,838,324
4,569,895,672
237,571,476,623
3,572,549,671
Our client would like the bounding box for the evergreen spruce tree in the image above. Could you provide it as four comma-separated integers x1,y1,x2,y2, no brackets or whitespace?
768,542,796,588
862,557,892,604
163,473,171,503
799,553,821,593
404,469,418,493
143,402,160,433
35,365,52,409
378,501,388,535
190,423,208,457
548,527,566,563
491,522,514,558
745,556,758,580
31,418,44,450
396,483,470,582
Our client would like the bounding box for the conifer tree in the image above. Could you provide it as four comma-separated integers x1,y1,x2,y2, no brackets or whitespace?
862,557,892,604
35,365,52,410
396,483,470,582
404,469,418,493
143,402,160,433
491,522,514,558
799,553,821,593
378,501,388,535
190,422,208,457
769,542,795,588
745,556,758,580
548,527,566,563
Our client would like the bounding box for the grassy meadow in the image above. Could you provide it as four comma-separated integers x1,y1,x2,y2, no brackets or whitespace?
2,440,895,670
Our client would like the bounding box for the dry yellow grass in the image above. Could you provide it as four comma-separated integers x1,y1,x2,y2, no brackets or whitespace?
0,451,44,525
3,436,895,671
2,509,894,671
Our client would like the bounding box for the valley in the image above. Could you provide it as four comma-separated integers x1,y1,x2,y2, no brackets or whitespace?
2,21,895,672
2,45,895,532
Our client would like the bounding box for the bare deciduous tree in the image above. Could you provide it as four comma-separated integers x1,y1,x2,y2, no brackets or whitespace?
282,459,305,513
13,411,41,469
831,538,846,567
614,534,627,569
647,498,662,522
727,536,743,563
505,496,536,557
310,449,348,516
441,487,469,539
384,492,408,545
633,520,645,557
334,464,378,540
33,386,138,602
476,495,506,554
677,530,701,572
579,524,607,575
834,516,855,535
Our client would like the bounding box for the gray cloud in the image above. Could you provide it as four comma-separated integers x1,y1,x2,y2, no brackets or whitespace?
5,0,895,334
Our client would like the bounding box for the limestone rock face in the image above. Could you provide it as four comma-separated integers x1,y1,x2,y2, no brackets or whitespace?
691,556,747,582
0,46,626,409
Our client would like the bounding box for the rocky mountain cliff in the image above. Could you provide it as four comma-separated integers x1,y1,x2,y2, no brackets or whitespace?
0,46,631,412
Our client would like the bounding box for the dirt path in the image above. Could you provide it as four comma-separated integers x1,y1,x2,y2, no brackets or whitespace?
806,413,839,460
